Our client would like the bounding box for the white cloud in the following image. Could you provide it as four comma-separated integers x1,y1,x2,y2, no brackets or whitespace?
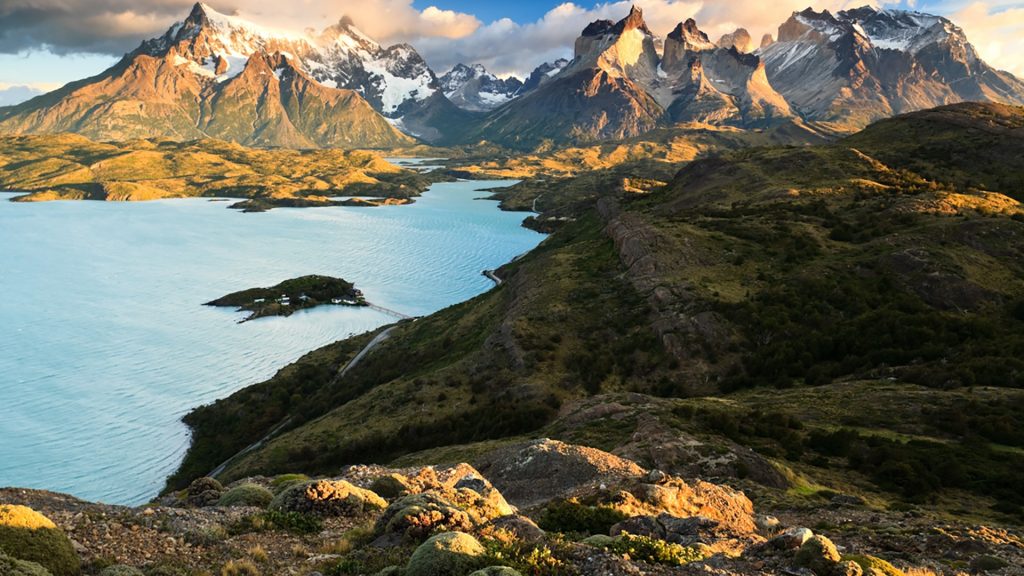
947,1,1024,76
404,0,870,77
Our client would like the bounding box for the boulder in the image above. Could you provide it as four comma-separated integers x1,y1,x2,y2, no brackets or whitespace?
185,477,224,508
271,479,386,516
406,532,487,576
597,477,757,537
477,515,545,545
374,492,474,541
771,527,815,550
794,536,842,575
369,474,413,499
474,439,645,508
0,505,79,576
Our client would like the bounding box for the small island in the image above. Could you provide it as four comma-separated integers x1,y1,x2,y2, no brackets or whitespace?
205,275,367,322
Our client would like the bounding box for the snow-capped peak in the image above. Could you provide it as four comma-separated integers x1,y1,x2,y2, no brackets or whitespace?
139,2,440,118
439,63,523,112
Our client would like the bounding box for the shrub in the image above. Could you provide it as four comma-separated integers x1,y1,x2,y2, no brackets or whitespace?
406,532,487,576
269,474,309,495
481,538,570,576
0,505,80,576
260,511,322,535
220,559,260,576
0,550,52,576
217,484,274,508
99,566,145,576
844,554,906,576
602,534,707,566
537,500,627,535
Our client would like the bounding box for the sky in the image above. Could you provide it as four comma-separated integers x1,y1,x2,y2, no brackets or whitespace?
0,0,1022,98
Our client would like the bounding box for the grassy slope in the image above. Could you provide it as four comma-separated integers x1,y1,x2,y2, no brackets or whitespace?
0,134,435,208
172,103,1024,522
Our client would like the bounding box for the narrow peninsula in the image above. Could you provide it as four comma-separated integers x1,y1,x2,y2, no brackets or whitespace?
205,275,367,322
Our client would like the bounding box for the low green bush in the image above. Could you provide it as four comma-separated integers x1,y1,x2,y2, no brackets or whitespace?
602,534,707,567
0,505,80,576
217,484,274,508
537,499,627,535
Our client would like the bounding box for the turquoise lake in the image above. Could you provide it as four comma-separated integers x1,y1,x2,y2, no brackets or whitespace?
0,180,543,505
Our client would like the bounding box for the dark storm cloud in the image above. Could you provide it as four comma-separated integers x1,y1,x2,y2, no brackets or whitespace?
0,0,211,55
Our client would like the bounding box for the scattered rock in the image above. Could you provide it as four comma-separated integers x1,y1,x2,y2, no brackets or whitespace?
405,531,487,576
970,554,1009,573
99,566,145,576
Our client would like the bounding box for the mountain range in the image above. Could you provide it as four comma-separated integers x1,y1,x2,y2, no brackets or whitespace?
1,3,1022,149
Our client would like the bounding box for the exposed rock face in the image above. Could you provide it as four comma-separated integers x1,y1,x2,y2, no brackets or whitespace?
439,64,523,111
0,2,417,147
473,439,645,509
718,28,755,53
760,6,1024,130
518,59,570,93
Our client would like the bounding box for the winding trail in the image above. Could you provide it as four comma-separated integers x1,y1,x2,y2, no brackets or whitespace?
207,321,401,479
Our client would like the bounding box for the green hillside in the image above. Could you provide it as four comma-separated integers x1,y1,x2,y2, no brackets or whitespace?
171,103,1024,523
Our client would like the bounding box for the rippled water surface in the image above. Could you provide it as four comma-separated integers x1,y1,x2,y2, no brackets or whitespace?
0,180,542,505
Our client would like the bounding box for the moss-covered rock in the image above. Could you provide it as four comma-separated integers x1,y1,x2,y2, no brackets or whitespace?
844,554,906,576
375,492,473,541
0,505,79,576
405,532,486,576
186,477,225,508
795,536,842,575
270,479,386,517
370,474,413,499
0,550,53,576
98,566,145,576
217,484,274,508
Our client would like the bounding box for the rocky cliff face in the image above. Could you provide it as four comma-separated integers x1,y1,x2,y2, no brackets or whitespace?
439,64,524,112
474,7,795,148
760,6,1024,130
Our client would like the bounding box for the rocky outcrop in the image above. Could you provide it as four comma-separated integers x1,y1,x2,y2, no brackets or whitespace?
473,439,645,509
760,6,1024,131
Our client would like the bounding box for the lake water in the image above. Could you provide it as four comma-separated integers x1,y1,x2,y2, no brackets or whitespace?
0,180,542,505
